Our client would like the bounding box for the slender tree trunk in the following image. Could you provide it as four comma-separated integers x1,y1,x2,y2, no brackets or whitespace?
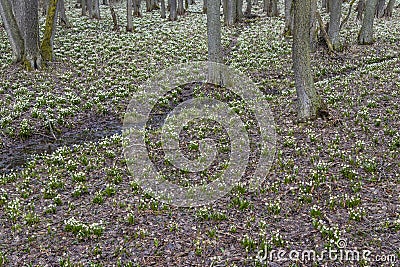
292,0,321,121
169,0,177,20
309,0,317,52
236,0,243,20
207,0,223,85
375,0,385,17
383,0,395,17
356,0,365,20
109,0,119,30
264,0,278,16
133,0,141,16
358,0,378,44
160,0,166,18
87,0,93,17
244,0,251,16
283,0,293,36
177,0,184,15
41,0,58,63
127,0,133,31
203,0,206,13
328,0,342,49
92,0,100,18
58,0,71,27
0,0,24,62
81,0,86,15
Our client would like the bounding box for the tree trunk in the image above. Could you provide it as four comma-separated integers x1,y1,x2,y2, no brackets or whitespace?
87,0,93,17
23,0,42,70
375,0,385,17
264,0,278,16
109,0,119,30
283,0,293,36
244,0,251,16
169,0,177,20
292,0,321,121
309,0,317,52
203,0,206,13
0,0,24,62
133,0,141,16
358,0,378,44
356,0,365,20
177,0,184,15
160,0,166,18
383,0,395,17
41,0,58,63
207,0,224,85
127,0,133,31
59,0,71,27
328,0,342,49
81,0,86,15
236,0,243,20
92,0,100,18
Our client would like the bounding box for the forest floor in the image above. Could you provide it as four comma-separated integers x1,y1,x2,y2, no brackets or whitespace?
0,1,399,266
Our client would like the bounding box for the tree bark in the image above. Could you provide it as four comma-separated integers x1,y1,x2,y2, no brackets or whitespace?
0,0,24,62
81,0,86,15
328,0,342,49
169,0,177,20
133,0,141,16
59,0,71,27
358,0,378,44
383,0,395,17
203,0,207,13
292,0,321,121
244,0,251,16
23,0,42,70
160,0,166,18
356,0,365,20
109,0,119,30
309,0,317,52
264,0,278,16
177,0,184,15
127,0,133,31
92,0,100,18
87,0,93,17
207,0,224,85
283,0,293,36
375,0,385,17
41,0,58,63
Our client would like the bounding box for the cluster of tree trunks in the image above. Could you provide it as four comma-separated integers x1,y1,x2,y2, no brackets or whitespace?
0,0,59,70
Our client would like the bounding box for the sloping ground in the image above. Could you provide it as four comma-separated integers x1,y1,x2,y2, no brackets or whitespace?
0,1,399,266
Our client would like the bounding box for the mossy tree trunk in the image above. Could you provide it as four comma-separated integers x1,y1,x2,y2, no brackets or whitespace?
41,0,58,63
292,0,322,121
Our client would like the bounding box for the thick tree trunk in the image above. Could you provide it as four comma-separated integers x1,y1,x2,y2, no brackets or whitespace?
92,0,100,18
375,0,385,17
169,0,177,20
328,0,342,49
383,0,395,17
160,0,166,18
207,0,223,85
292,0,321,121
127,0,133,31
0,0,24,62
358,0,378,44
283,0,293,36
41,0,58,63
23,0,41,70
